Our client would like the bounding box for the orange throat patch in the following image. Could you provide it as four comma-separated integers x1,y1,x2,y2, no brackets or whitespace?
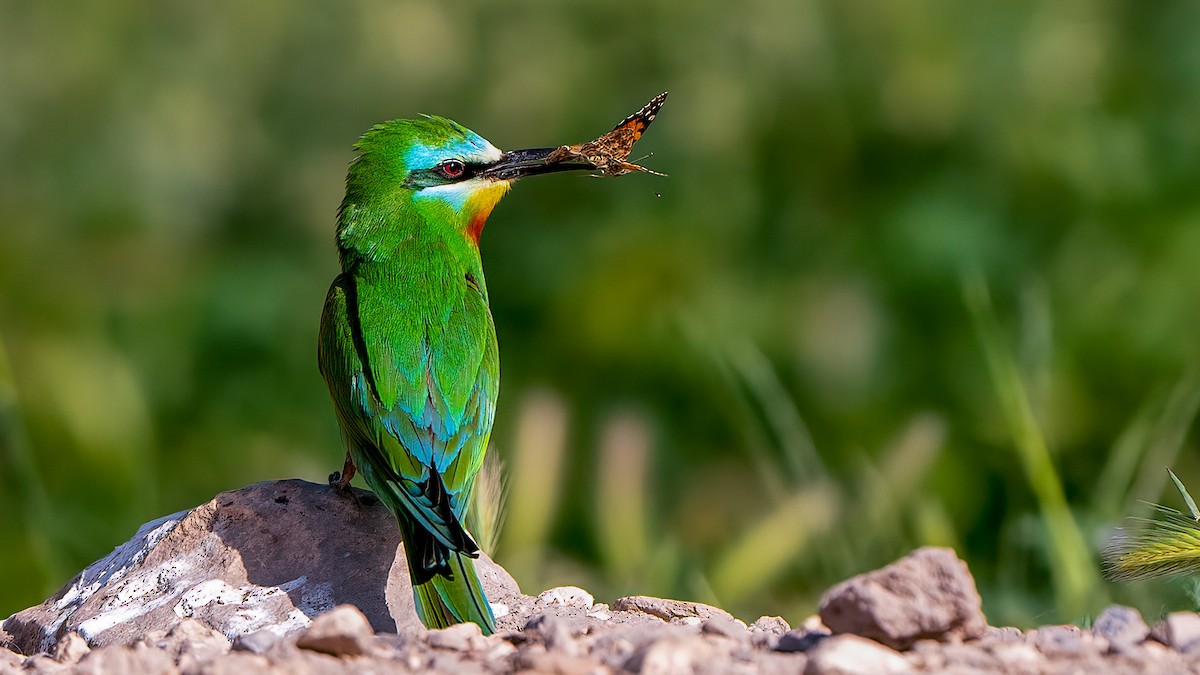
465,180,511,244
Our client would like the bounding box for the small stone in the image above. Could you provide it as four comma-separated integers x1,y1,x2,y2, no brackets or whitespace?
0,647,22,669
776,629,828,653
538,586,595,608
701,616,747,640
72,643,175,675
231,630,279,655
19,654,66,673
157,618,230,668
990,642,1044,671
490,602,510,619
613,595,735,624
983,626,1023,643
295,605,373,657
1152,611,1200,652
515,648,603,675
426,621,486,652
626,634,714,675
749,616,791,635
51,633,90,665
526,613,578,656
1093,605,1149,653
803,634,912,675
1030,624,1085,658
187,651,271,675
818,547,987,650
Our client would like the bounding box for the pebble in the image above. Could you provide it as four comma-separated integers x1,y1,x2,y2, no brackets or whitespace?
1092,605,1149,653
538,586,595,608
294,605,373,657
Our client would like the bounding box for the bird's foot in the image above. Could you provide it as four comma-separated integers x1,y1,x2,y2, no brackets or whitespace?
329,457,362,503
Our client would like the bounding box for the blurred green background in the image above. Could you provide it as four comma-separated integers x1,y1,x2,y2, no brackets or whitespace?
3,0,1200,629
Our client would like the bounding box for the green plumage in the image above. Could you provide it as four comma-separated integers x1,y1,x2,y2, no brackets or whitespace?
318,118,509,634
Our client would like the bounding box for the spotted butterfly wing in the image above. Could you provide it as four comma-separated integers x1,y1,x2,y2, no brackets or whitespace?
547,92,668,176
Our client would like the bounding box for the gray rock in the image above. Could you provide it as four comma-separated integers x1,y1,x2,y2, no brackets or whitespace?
187,651,272,675
989,642,1044,672
0,646,21,669
513,647,603,675
803,634,912,675
425,621,487,652
983,626,1022,643
1093,605,1149,653
231,629,279,655
701,616,748,641
526,612,579,655
626,633,715,675
50,632,89,665
776,629,828,653
818,547,987,650
538,586,595,608
1,480,519,654
140,618,230,668
19,654,67,674
1030,625,1085,658
749,616,791,635
73,642,176,675
613,595,735,625
1152,611,1200,652
294,605,373,657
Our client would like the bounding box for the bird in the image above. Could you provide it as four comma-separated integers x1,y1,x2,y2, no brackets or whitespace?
315,115,605,635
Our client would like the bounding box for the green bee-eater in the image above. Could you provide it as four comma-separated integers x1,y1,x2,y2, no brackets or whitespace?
316,116,592,635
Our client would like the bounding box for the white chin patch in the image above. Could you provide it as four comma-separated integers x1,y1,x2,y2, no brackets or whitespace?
417,178,492,209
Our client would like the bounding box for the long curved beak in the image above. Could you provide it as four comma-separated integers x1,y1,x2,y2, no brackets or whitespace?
480,147,590,181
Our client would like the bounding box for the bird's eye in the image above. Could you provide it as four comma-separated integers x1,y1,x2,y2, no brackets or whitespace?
439,159,466,179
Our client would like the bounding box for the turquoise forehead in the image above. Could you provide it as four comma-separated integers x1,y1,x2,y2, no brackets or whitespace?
404,118,498,169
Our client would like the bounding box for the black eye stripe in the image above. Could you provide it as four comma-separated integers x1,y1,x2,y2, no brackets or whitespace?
404,161,483,188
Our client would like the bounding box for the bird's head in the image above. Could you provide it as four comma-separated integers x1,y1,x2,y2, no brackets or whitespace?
337,116,581,261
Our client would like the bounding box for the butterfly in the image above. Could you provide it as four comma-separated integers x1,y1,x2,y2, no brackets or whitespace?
548,91,668,176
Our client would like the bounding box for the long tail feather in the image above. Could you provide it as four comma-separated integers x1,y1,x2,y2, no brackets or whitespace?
413,551,496,635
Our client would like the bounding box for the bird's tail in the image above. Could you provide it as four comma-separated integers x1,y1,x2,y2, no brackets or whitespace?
412,551,496,635
395,509,496,635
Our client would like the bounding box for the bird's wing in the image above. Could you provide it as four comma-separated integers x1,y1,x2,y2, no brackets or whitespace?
318,264,496,548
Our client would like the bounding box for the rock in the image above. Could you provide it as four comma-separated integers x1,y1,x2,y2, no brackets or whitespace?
1151,611,1200,652
983,626,1022,643
144,618,231,669
231,629,279,655
426,621,487,652
514,647,604,675
1092,605,1149,653
749,616,791,635
613,596,734,625
989,642,1044,672
0,648,20,667
538,586,595,608
187,651,271,675
2,480,519,654
701,616,747,641
50,632,89,664
73,642,176,675
526,612,579,655
626,633,715,675
19,654,66,673
817,547,987,650
804,634,912,675
1029,625,1086,658
294,605,373,657
776,629,828,653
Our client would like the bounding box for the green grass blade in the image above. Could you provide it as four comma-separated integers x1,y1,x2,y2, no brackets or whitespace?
1168,468,1200,522
964,271,1103,619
